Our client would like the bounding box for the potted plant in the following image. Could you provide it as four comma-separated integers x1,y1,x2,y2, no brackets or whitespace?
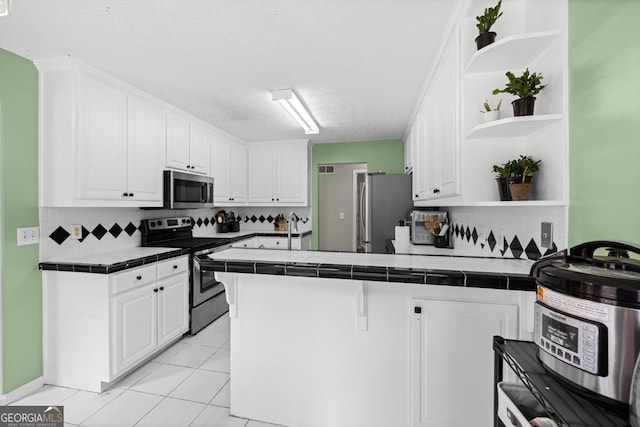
492,155,541,201
481,99,502,122
492,68,546,116
475,0,503,50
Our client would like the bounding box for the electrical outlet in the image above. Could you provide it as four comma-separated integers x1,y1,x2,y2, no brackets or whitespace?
17,227,40,246
70,224,82,240
541,222,553,249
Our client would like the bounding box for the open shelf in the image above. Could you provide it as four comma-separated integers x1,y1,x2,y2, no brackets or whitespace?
465,31,562,74
465,114,562,139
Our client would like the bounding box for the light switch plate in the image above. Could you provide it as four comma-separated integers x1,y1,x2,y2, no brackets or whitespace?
17,227,39,246
541,222,553,249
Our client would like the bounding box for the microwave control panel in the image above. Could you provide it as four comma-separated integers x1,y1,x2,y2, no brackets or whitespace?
534,302,607,376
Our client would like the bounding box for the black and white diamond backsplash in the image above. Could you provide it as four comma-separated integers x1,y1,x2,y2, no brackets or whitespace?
450,222,556,260
48,212,310,245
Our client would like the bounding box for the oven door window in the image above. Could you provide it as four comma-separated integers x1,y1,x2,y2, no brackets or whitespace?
200,269,224,295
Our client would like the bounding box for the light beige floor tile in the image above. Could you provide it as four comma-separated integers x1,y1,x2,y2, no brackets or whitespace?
113,361,162,389
190,404,247,427
200,347,230,373
57,388,124,425
168,370,229,404
210,380,230,408
130,364,194,396
246,420,286,427
153,342,190,363
135,397,205,427
82,390,162,427
11,385,79,406
163,344,218,368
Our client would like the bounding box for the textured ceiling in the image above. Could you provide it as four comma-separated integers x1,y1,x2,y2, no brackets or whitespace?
0,0,457,143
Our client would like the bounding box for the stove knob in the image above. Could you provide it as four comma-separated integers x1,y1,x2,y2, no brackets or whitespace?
150,221,156,227
157,220,162,226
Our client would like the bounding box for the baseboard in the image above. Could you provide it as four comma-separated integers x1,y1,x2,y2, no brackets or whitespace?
0,376,45,406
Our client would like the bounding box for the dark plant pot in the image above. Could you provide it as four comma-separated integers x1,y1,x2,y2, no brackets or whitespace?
495,177,512,201
512,97,536,116
475,32,496,50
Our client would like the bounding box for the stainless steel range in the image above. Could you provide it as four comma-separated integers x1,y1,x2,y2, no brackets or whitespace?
141,216,231,334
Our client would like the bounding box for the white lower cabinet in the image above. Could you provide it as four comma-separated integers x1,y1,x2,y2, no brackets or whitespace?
44,255,189,392
410,299,518,427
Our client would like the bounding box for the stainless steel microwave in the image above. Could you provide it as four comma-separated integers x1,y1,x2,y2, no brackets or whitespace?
164,170,214,209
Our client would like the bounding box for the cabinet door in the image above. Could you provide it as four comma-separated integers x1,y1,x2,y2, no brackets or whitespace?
435,31,460,199
411,299,517,427
248,144,277,203
111,285,157,377
157,274,189,348
77,75,128,200
230,140,248,203
212,133,231,202
189,122,211,175
276,142,308,204
165,111,191,172
127,95,164,203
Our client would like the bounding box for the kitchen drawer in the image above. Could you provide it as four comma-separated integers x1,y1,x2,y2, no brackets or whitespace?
497,382,548,427
110,264,157,295
157,256,189,279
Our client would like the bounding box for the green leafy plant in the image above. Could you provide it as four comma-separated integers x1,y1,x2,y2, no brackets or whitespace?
493,155,541,182
476,0,503,35
492,68,546,99
481,99,502,113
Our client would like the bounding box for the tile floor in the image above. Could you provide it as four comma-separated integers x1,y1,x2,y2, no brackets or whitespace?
11,315,285,427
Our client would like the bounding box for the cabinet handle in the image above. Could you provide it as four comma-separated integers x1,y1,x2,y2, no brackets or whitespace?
276,198,279,201
433,188,440,194
415,194,419,198
122,192,128,197
173,265,178,269
136,275,142,280
128,193,134,197
153,288,158,293
160,286,164,291
271,198,275,201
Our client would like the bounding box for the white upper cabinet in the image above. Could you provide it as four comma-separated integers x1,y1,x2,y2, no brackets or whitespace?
126,94,165,202
166,111,211,176
37,57,165,207
408,29,461,203
211,131,247,205
247,140,308,206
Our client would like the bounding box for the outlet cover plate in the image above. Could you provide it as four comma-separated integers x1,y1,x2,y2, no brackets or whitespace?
541,222,553,249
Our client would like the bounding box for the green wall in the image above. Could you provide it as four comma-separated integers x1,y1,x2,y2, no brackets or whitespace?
310,139,405,249
0,49,42,393
568,0,640,246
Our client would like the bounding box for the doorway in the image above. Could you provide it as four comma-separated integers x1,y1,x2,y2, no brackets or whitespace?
317,163,367,252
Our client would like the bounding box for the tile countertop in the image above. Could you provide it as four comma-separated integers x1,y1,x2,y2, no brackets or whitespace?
38,247,188,274
204,248,537,291
38,231,312,274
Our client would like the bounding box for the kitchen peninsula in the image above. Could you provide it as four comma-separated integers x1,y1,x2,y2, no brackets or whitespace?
203,248,537,427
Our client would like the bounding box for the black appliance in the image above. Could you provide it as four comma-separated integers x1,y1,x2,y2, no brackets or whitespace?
164,170,214,209
531,240,640,414
141,216,230,334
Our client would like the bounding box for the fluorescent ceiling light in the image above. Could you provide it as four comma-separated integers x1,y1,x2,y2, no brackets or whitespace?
0,0,11,17
272,89,319,135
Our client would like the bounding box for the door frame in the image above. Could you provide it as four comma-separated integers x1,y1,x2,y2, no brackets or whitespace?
352,168,368,252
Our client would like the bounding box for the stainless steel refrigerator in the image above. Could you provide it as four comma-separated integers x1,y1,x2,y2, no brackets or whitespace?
356,173,413,253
